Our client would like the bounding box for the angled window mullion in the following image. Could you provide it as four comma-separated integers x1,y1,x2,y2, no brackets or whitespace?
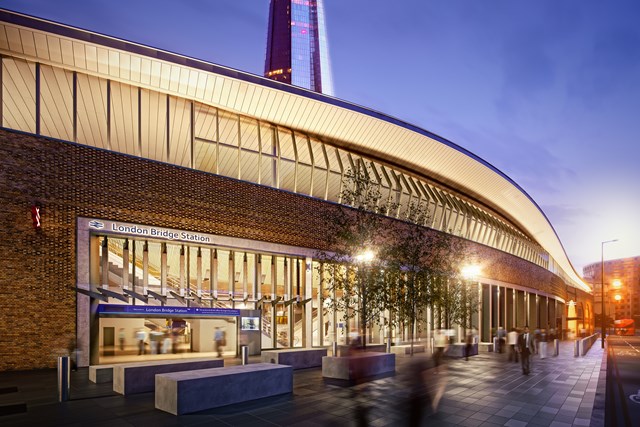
335,148,344,204
380,166,393,216
321,144,330,200
369,162,383,208
215,108,220,175
275,126,281,189
291,130,299,193
307,136,314,197
257,121,262,185
237,115,242,180
391,170,402,218
423,184,441,229
399,174,413,220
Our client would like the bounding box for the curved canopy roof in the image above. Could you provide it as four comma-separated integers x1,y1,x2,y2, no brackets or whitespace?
0,9,590,292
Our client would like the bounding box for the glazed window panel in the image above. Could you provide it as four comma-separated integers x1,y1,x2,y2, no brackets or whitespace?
110,81,138,157
326,171,342,203
40,64,73,141
218,110,239,147
194,103,217,142
240,117,260,152
139,88,167,162
193,138,218,174
216,249,230,297
77,73,108,149
168,96,191,168
260,255,273,297
324,146,342,174
279,158,296,193
2,58,35,133
278,129,295,162
260,122,276,155
295,133,312,165
297,162,313,195
260,154,276,188
217,143,239,179
311,164,327,199
240,148,260,184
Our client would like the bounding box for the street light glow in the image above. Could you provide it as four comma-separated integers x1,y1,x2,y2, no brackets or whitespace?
461,264,482,279
612,279,622,288
355,250,375,263
614,294,622,301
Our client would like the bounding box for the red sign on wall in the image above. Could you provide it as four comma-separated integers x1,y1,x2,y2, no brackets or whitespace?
31,205,41,229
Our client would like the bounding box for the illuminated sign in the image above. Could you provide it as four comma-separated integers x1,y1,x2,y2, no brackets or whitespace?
88,220,211,243
97,304,240,317
31,205,41,229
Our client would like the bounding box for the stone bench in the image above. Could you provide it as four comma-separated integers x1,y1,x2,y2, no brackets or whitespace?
113,358,224,395
446,343,478,358
322,351,395,381
261,348,327,369
336,344,386,356
478,343,494,352
391,344,426,355
89,365,114,383
155,363,293,415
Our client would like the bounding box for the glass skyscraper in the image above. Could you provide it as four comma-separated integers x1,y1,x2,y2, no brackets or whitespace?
264,0,334,96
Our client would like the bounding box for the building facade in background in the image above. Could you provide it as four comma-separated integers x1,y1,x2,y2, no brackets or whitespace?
264,0,333,95
0,9,591,371
584,257,640,326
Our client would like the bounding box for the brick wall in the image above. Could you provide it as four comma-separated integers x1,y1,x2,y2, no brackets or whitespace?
0,128,571,370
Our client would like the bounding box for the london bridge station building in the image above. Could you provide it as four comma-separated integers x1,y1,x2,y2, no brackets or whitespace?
0,10,592,370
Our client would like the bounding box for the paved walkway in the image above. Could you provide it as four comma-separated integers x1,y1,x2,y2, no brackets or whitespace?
0,340,605,426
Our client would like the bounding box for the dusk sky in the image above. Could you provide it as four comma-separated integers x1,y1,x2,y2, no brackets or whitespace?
2,0,639,276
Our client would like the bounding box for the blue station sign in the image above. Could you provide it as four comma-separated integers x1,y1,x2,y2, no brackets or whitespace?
97,304,241,317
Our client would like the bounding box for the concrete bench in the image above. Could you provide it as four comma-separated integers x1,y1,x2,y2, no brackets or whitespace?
322,351,395,381
261,348,327,369
113,358,224,395
391,344,426,355
89,365,114,383
446,343,478,358
155,363,293,415
336,343,386,356
478,343,494,352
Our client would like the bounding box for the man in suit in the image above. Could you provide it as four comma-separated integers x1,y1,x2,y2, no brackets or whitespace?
518,326,535,375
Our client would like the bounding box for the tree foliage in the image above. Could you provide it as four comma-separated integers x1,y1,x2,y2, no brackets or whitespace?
317,164,478,348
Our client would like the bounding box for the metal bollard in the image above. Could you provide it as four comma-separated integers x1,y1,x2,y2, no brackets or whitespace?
57,356,70,402
241,345,249,365
574,340,579,357
553,339,559,356
332,341,338,357
386,339,391,353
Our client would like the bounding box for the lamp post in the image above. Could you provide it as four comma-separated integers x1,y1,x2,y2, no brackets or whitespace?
601,239,618,348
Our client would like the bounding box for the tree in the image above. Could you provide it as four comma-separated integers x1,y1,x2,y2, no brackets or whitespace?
316,165,394,348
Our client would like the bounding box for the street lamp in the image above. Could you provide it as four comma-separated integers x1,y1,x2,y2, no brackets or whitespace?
601,239,618,348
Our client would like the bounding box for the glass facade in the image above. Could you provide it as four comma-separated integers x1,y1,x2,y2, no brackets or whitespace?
264,0,334,95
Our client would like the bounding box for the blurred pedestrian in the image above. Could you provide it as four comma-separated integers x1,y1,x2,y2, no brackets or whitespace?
118,328,126,352
497,326,506,353
507,328,519,363
433,329,447,370
403,356,431,426
214,327,225,357
518,326,535,375
465,330,475,361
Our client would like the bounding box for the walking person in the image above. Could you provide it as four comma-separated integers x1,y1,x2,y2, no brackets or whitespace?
214,327,225,357
464,329,474,361
507,328,519,363
433,329,447,370
518,326,535,375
